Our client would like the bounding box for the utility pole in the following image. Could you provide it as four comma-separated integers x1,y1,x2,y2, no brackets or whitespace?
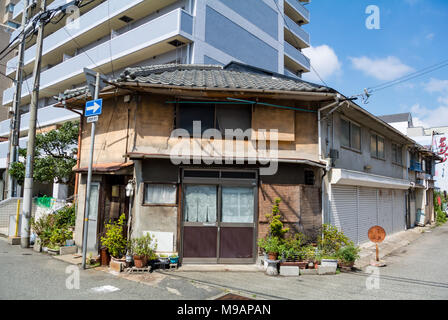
6,0,31,199
21,0,47,248
81,72,101,269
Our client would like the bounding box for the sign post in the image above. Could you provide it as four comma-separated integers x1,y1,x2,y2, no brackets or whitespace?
81,72,103,270
368,226,386,267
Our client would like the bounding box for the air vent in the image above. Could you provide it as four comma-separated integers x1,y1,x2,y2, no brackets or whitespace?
168,39,185,47
119,15,133,23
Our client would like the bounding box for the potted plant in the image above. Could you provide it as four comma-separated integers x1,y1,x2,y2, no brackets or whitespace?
129,233,157,268
337,245,361,271
100,214,128,263
258,236,281,260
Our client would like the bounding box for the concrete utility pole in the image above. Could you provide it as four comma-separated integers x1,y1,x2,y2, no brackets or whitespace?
21,0,47,248
7,0,31,199
81,72,101,269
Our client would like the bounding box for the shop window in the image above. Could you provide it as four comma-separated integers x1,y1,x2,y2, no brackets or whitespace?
341,118,361,151
144,184,177,205
371,134,385,160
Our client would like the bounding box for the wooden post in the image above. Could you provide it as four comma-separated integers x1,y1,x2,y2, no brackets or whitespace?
376,243,379,262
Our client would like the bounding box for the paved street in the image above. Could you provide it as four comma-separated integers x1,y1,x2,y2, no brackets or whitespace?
1,224,448,300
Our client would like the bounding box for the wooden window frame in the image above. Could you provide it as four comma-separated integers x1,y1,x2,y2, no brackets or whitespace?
142,182,178,207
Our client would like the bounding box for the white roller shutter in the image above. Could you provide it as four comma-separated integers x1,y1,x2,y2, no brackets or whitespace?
358,187,378,244
330,186,358,244
379,189,393,236
393,190,406,234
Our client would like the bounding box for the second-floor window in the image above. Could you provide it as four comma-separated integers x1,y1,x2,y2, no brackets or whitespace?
341,118,361,151
177,102,252,136
371,134,385,160
392,143,403,165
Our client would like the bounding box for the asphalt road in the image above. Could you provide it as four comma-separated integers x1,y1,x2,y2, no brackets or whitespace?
1,223,448,300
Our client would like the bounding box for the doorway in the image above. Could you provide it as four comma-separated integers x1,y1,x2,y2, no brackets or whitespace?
181,169,258,264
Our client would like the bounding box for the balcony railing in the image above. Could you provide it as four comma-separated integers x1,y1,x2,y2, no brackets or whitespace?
284,0,310,23
7,0,151,76
284,41,310,72
3,8,193,106
284,15,310,48
409,160,422,172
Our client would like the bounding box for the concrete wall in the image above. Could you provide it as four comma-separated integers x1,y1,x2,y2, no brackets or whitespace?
327,111,407,180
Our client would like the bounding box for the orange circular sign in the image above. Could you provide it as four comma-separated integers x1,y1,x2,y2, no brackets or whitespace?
368,226,386,243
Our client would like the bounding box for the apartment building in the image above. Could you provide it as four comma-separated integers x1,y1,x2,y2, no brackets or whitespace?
0,0,20,198
0,0,311,199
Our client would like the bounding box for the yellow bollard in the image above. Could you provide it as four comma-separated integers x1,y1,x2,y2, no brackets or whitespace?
14,199,20,237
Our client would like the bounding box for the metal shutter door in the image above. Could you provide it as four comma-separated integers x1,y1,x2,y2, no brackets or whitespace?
330,186,358,244
358,187,378,244
393,190,406,234
379,189,393,236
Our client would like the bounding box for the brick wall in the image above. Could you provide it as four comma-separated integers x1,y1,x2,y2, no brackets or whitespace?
258,184,321,241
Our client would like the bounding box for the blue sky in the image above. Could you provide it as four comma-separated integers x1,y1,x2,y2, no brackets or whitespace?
301,0,448,128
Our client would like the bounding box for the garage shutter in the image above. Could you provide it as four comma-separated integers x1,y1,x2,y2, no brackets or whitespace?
358,187,378,244
330,186,358,243
393,190,406,234
379,189,393,236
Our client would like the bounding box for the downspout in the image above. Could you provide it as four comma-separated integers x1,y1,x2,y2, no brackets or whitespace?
318,94,343,227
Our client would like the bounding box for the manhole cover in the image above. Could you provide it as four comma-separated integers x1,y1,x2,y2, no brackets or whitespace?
216,293,253,300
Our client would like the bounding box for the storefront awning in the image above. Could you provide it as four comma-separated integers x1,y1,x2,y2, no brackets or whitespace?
73,162,133,173
330,168,411,190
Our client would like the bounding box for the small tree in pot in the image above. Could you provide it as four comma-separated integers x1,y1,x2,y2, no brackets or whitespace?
337,245,360,271
129,233,158,268
100,214,128,261
258,236,281,260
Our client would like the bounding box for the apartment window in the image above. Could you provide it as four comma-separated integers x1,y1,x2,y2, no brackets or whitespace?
6,3,14,13
371,134,385,159
392,143,403,165
144,184,177,205
177,103,251,136
341,118,361,151
6,21,19,29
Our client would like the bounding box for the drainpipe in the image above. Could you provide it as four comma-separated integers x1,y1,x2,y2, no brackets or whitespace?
317,95,343,227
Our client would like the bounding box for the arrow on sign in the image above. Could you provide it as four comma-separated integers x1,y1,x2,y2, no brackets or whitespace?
87,101,101,114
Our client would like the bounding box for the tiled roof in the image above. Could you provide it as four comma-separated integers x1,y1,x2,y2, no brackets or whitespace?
56,62,335,101
117,62,335,93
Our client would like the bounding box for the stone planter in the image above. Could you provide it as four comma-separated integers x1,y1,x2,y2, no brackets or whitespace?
321,259,338,268
279,262,300,277
33,239,42,253
265,260,279,276
110,257,126,273
60,245,77,255
47,248,60,256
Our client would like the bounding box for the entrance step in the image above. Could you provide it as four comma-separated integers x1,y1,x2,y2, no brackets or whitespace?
176,264,261,272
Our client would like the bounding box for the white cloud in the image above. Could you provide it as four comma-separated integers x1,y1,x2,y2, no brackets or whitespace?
350,56,414,81
424,78,448,93
410,104,448,128
302,45,342,83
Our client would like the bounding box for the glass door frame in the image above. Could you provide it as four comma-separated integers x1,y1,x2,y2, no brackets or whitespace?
180,168,258,264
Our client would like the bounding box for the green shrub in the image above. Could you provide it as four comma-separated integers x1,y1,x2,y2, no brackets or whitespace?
265,198,289,238
49,228,73,246
100,213,128,258
436,208,447,226
54,205,76,229
258,236,282,254
337,245,361,264
279,233,307,260
130,233,158,259
318,224,353,256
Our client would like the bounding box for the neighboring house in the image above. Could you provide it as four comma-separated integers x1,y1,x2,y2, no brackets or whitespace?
0,0,312,199
57,62,437,264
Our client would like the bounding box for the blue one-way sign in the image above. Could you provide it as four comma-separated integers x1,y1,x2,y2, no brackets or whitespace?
85,99,103,117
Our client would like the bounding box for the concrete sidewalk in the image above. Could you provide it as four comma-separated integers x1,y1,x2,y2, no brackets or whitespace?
355,224,435,268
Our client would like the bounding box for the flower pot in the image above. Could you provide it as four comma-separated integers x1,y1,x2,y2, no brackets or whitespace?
268,252,278,261
321,259,338,268
100,247,110,266
133,255,148,268
339,261,355,271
